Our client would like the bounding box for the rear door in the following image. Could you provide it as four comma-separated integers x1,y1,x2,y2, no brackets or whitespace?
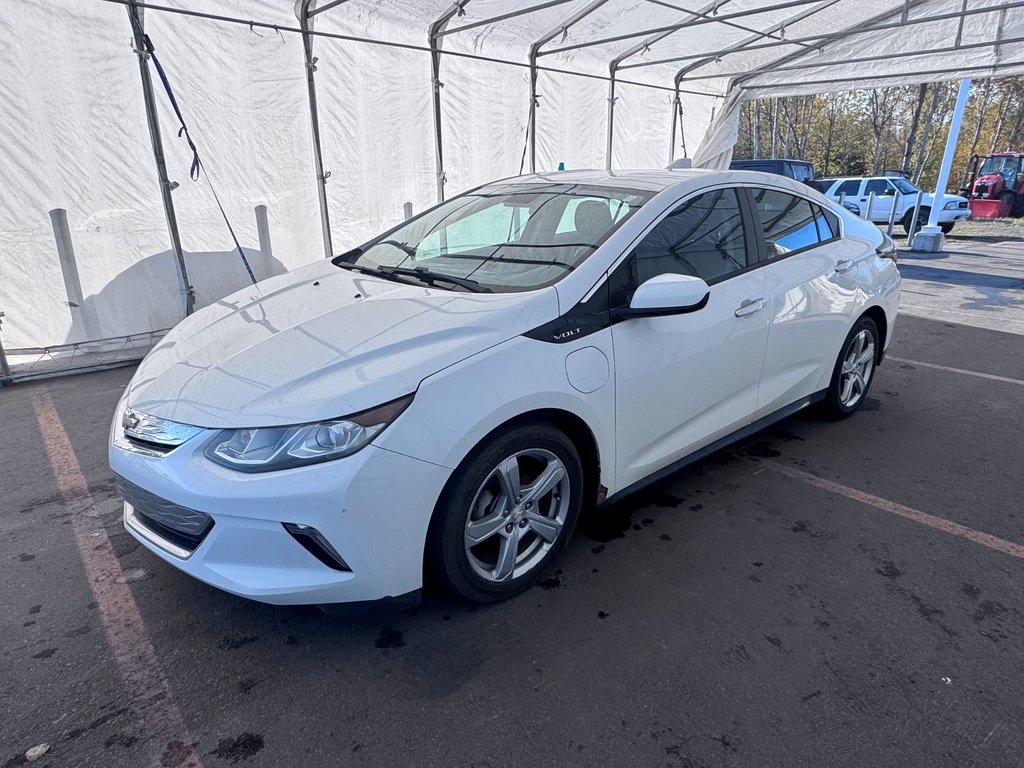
610,187,770,489
861,178,895,222
747,187,861,416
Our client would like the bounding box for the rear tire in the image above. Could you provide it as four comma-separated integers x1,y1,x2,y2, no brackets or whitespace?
822,317,879,420
940,222,954,234
427,423,583,603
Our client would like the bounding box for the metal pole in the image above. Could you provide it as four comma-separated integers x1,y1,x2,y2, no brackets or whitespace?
429,3,470,203
605,62,618,171
864,192,875,221
668,86,680,165
0,312,12,386
839,192,846,209
255,204,273,264
126,1,194,315
299,0,334,259
49,209,102,341
924,78,971,232
403,202,414,220
886,192,900,237
528,44,541,173
907,190,924,241
770,98,778,159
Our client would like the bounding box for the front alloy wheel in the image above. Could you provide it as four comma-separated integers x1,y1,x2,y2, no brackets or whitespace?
429,424,583,602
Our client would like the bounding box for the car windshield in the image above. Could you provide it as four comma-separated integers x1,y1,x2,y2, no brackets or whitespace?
980,155,1021,184
334,183,652,293
891,178,918,195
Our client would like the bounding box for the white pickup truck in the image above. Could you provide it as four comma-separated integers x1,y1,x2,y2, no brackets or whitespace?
818,175,971,234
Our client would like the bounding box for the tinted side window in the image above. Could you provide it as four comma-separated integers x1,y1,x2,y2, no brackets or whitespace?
632,188,748,285
752,188,819,257
786,163,815,182
835,179,861,197
863,179,892,196
812,204,838,240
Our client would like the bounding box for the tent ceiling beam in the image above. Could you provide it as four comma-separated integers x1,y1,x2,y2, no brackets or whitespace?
737,58,1024,92
673,0,841,83
540,0,828,56
641,0,817,50
678,33,1024,83
439,0,577,38
732,0,930,88
624,0,1022,70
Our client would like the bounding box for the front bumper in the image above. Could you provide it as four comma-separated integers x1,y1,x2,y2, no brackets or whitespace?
111,435,451,605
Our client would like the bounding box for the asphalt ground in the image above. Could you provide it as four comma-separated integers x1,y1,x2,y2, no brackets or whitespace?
3,297,1024,766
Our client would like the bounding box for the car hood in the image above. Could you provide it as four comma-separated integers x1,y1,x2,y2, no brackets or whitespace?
125,260,558,428
922,192,968,206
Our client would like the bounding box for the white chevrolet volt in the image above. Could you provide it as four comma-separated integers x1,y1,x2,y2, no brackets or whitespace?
110,169,900,607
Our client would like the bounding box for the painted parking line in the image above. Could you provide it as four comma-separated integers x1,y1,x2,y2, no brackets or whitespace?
767,462,1024,561
887,355,1024,387
33,394,205,768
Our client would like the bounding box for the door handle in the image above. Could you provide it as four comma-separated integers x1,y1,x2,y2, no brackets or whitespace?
834,259,855,274
734,298,766,317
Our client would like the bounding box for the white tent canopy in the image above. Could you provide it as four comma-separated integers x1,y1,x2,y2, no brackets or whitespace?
2,0,1022,356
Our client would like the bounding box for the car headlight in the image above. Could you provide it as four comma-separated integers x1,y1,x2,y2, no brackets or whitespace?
943,201,959,210
204,395,412,472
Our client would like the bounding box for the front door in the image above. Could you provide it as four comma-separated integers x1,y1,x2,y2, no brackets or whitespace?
610,187,770,490
861,178,895,223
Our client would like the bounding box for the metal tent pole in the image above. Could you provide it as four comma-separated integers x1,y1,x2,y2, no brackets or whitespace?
299,0,335,259
429,2,470,203
126,1,194,316
528,0,612,175
605,63,618,171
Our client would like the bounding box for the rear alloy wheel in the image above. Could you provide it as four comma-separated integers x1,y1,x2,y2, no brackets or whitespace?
822,317,879,419
428,424,583,602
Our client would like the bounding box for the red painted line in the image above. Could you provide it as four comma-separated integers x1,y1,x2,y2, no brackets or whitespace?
887,355,1024,387
767,462,1024,561
33,394,204,768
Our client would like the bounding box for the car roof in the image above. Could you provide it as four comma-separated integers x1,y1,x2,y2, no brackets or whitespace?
501,168,826,199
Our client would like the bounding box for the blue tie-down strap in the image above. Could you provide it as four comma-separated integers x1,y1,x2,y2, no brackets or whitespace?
132,15,258,287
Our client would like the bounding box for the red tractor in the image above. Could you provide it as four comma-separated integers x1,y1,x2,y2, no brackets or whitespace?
963,152,1024,218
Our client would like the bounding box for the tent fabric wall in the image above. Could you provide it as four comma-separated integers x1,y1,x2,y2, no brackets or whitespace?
3,0,1023,354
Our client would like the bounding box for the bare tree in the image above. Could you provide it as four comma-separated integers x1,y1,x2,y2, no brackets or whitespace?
868,88,900,172
901,84,927,177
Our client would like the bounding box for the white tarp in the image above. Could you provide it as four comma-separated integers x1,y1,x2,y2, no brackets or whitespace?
2,0,1022,352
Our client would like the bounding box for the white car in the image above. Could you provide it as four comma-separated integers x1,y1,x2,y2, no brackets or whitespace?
818,175,971,233
110,169,900,607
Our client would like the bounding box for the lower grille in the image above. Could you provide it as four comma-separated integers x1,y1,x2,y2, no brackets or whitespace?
116,476,214,554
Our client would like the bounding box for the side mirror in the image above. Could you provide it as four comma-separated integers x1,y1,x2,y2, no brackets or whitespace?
614,273,710,319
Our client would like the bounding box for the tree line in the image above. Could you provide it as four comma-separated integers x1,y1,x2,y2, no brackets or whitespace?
734,77,1024,191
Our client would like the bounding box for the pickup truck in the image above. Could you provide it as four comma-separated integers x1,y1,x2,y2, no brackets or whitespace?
817,175,971,233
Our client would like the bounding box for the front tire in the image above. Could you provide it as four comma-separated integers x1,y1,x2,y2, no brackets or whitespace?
822,317,879,419
902,206,931,234
427,423,583,602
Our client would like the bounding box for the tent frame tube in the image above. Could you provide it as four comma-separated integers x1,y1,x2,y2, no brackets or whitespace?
299,0,336,260
624,0,1022,70
922,78,972,233
440,0,576,37
527,0,614,174
737,59,1024,92
429,2,471,203
678,32,1024,82
126,0,194,315
674,0,843,81
540,0,827,56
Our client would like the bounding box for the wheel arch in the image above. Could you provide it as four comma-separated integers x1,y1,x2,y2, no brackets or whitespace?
859,305,888,364
422,407,602,583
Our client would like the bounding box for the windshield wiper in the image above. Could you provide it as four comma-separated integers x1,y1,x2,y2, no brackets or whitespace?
381,266,492,293
335,262,419,286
